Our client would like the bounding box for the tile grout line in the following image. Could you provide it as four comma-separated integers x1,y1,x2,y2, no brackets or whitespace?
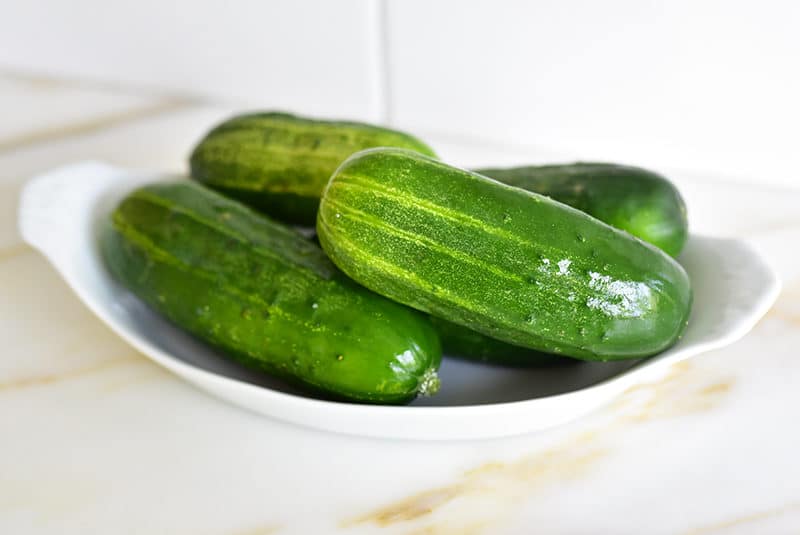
0,97,197,154
0,65,206,105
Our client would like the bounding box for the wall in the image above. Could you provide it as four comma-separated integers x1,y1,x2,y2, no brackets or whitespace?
2,0,798,186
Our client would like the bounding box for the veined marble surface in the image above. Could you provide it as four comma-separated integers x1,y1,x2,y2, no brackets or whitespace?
2,72,800,534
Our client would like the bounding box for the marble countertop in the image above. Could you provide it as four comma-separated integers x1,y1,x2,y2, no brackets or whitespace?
2,71,800,534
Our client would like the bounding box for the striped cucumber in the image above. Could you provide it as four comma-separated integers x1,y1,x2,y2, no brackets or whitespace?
478,163,688,257
189,112,437,226
317,148,692,361
101,181,441,403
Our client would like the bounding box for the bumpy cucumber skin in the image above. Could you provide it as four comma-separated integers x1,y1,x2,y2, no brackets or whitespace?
189,112,437,226
101,181,441,404
317,148,692,361
477,163,688,258
429,316,577,367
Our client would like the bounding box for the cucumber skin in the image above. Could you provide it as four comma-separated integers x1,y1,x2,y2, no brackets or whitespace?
189,112,437,226
317,148,692,361
101,181,441,404
478,163,688,257
429,316,578,367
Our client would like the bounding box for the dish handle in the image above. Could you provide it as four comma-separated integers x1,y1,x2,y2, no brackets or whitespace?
18,161,131,263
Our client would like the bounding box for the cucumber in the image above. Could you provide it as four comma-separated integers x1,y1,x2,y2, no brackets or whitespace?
317,148,692,361
312,161,686,366
477,163,688,257
101,181,441,403
189,112,437,226
429,316,574,367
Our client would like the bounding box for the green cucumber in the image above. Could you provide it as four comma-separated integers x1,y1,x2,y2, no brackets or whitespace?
189,112,437,226
317,148,692,361
478,163,688,257
319,160,686,365
101,181,441,403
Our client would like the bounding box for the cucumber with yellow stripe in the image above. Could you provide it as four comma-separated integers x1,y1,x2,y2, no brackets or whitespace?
478,163,688,257
101,181,441,403
317,148,692,361
189,112,437,226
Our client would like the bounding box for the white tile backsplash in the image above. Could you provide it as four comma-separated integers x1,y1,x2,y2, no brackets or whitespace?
0,76,162,144
2,0,799,185
0,0,383,121
386,0,800,187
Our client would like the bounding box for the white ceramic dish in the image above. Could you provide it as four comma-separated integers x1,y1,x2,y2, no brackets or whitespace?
19,162,780,440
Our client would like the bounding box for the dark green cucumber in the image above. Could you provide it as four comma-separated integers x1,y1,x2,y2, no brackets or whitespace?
189,112,437,226
477,163,688,257
429,316,576,367
101,181,441,403
317,148,692,361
